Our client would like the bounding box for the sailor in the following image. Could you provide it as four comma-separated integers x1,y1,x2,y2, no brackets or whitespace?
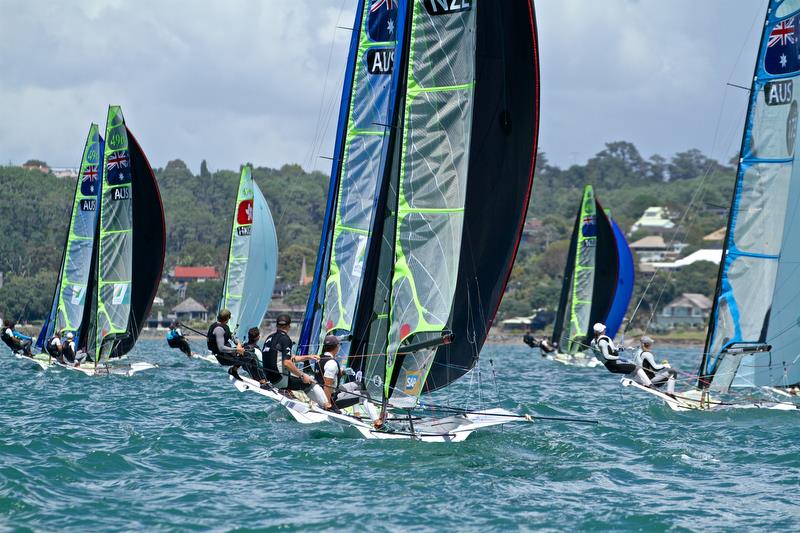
46,330,64,361
62,332,83,365
241,327,267,384
261,314,331,409
317,334,383,428
635,336,677,396
1,319,33,356
166,321,193,358
590,323,651,386
523,334,557,355
206,309,245,376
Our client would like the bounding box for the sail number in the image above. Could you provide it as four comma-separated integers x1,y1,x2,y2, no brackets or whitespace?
423,0,471,15
108,132,127,150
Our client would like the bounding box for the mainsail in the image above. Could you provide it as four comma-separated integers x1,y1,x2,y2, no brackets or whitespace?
37,124,104,351
701,0,800,390
342,0,540,407
219,166,279,336
551,185,633,354
300,0,399,354
92,106,165,360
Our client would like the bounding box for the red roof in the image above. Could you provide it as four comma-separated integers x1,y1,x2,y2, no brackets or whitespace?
173,266,220,279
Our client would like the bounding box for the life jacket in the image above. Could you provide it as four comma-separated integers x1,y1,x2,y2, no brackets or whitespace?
592,335,617,361
639,350,657,378
166,328,177,341
63,341,76,363
206,322,232,355
46,337,62,357
316,352,341,391
262,330,292,383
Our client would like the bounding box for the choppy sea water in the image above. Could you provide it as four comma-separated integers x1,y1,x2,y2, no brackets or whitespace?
1,341,798,532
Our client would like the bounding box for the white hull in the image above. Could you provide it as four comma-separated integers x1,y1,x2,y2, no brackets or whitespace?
191,353,220,365
13,353,50,370
621,378,800,412
230,375,522,442
544,351,601,368
51,359,157,376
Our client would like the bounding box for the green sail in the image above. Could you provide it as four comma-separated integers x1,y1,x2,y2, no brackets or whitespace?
94,106,133,360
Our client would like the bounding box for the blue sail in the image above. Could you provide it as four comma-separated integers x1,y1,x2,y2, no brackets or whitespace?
702,0,800,389
604,218,634,338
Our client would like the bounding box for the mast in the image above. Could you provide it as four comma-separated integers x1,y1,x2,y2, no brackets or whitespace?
551,194,581,350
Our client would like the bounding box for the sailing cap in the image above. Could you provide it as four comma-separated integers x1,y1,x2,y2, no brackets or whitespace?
323,334,340,347
276,314,292,326
593,323,606,334
66,332,74,339
218,309,232,321
641,336,654,346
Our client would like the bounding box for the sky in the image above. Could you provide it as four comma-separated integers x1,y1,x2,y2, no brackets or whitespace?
0,0,769,173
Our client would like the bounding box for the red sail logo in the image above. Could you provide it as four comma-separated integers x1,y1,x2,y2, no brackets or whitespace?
237,199,253,225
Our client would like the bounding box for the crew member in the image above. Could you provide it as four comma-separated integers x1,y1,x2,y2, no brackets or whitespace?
261,314,330,409
635,336,677,396
62,332,83,365
523,334,558,356
206,309,245,376
166,321,193,358
317,335,383,428
46,330,64,362
590,323,651,386
241,327,267,384
1,319,33,356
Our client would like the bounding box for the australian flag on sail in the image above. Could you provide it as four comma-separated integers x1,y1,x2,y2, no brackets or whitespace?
581,215,597,238
81,165,99,195
765,16,800,75
367,0,397,42
106,150,131,185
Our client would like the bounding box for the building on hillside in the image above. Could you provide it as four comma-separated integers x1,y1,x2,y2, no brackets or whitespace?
648,249,722,271
171,297,208,322
51,167,79,179
629,206,675,235
22,161,50,173
656,293,712,329
703,227,726,244
629,235,686,264
170,266,220,283
520,218,543,245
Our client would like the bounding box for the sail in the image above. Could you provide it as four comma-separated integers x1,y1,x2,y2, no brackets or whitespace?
219,166,278,336
702,0,800,389
93,106,165,359
36,124,104,350
551,187,631,353
377,1,540,405
605,218,635,338
299,0,400,354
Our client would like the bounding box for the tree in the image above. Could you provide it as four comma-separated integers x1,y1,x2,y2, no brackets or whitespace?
200,159,211,178
165,159,188,171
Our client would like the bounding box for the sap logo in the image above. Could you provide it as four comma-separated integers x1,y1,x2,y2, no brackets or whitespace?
423,0,471,16
405,372,420,391
80,199,97,212
111,187,130,201
367,48,394,75
764,80,793,106
236,226,252,237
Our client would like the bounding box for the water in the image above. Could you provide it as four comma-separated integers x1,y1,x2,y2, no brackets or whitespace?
1,341,798,532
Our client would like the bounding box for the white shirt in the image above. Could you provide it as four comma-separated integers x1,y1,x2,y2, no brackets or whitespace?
50,337,63,348
323,358,340,380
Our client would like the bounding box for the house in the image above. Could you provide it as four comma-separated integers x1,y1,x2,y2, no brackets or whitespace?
656,293,712,329
630,207,675,235
170,266,220,283
171,297,208,322
629,235,686,264
703,227,726,244
649,249,722,271
51,167,79,179
22,160,50,173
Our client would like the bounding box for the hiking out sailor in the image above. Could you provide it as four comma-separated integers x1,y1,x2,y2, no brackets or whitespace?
241,327,267,385
590,323,651,386
166,321,192,357
261,314,331,409
635,336,677,396
46,330,65,362
1,319,33,356
206,309,245,375
318,334,383,429
523,334,557,355
61,332,85,365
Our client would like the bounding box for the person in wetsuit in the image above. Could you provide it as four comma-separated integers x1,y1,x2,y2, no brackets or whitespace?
590,322,651,386
206,309,245,377
241,327,267,384
317,334,382,428
635,336,677,396
261,314,331,409
46,330,64,361
1,319,32,356
166,321,193,357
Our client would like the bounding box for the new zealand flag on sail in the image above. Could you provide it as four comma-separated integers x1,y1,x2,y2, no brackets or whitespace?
105,150,131,185
765,16,800,75
367,0,397,42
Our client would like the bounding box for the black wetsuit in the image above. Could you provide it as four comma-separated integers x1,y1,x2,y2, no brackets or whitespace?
1,328,32,356
262,330,309,391
241,341,265,381
167,328,192,357
206,322,239,366
593,335,637,374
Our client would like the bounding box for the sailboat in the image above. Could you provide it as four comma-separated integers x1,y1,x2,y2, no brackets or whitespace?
623,0,800,411
234,0,546,441
195,165,278,364
28,124,105,370
42,106,166,376
525,185,634,368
